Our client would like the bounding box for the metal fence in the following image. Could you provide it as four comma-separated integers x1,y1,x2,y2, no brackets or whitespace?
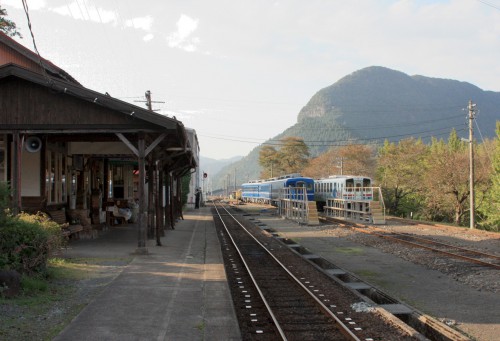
278,187,310,224
324,187,386,224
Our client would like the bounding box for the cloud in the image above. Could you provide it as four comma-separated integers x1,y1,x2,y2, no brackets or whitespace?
3,0,46,10
51,1,118,24
126,15,153,31
143,33,154,42
166,14,200,52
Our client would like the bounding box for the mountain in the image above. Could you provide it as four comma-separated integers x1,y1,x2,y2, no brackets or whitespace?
296,66,498,150
200,155,243,180
210,66,500,191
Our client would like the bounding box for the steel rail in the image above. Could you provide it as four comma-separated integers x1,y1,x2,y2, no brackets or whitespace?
370,224,500,260
364,228,500,270
321,216,500,270
213,203,288,340
214,202,361,341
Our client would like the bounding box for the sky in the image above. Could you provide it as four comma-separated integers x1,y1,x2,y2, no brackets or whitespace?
3,0,500,160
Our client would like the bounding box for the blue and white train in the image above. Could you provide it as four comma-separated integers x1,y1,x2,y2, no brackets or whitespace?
241,174,315,205
314,175,372,210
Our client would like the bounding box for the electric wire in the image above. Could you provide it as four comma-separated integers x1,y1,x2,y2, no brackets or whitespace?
90,0,104,24
65,0,76,20
296,113,465,132
199,126,467,148
199,120,467,144
21,0,52,86
74,0,87,21
477,0,500,11
474,117,494,164
80,0,92,21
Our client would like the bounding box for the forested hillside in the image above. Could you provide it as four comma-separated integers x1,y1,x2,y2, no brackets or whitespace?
211,66,500,191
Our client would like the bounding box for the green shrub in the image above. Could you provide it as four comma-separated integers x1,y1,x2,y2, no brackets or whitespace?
0,181,9,224
0,212,64,275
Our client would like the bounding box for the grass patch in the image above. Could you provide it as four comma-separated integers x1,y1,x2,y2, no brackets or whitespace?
0,256,131,341
195,321,205,331
354,269,390,287
334,246,364,255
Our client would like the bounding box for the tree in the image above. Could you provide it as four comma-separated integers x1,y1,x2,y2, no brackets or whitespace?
258,145,280,178
258,137,310,178
376,138,427,215
0,6,21,38
301,148,337,178
479,122,500,230
302,144,375,179
336,144,376,177
278,137,310,174
422,129,491,225
423,135,468,223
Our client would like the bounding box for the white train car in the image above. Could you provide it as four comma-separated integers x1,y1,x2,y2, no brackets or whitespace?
314,175,372,210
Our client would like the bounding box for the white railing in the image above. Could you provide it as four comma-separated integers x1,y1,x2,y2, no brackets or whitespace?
338,186,374,201
323,187,385,224
278,187,309,224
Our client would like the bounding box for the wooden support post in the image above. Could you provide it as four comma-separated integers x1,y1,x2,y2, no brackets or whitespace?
169,173,175,229
176,175,183,220
155,161,162,245
147,157,155,239
158,167,165,234
136,135,148,254
12,132,21,215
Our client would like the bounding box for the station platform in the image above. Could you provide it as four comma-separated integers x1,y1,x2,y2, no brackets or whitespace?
54,207,241,341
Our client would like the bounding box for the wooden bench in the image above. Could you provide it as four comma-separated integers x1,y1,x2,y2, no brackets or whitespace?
47,210,84,239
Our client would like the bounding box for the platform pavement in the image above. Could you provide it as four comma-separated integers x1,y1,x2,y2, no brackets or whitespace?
54,206,241,341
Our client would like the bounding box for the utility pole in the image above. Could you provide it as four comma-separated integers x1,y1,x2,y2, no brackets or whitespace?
234,168,237,193
145,90,152,111
135,90,165,112
468,100,476,229
334,157,346,175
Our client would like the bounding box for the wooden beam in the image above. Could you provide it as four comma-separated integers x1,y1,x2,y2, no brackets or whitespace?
145,133,166,156
116,133,139,157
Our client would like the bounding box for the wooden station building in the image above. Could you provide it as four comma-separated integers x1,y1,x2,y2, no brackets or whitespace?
0,32,198,252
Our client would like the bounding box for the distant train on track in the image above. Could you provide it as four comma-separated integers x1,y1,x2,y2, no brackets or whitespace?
241,174,315,205
314,175,373,210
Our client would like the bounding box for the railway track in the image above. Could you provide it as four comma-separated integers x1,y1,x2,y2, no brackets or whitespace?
212,202,421,341
321,216,500,270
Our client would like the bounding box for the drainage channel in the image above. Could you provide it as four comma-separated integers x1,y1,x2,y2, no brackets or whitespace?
255,225,469,341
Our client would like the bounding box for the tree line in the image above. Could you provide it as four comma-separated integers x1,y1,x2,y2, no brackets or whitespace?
259,124,500,231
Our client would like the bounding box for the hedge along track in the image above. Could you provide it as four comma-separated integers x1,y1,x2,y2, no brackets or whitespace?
213,202,364,341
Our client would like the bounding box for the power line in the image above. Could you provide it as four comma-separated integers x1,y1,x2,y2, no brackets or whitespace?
199,126,467,147
296,113,465,132
477,0,500,11
74,0,87,20
21,0,52,85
